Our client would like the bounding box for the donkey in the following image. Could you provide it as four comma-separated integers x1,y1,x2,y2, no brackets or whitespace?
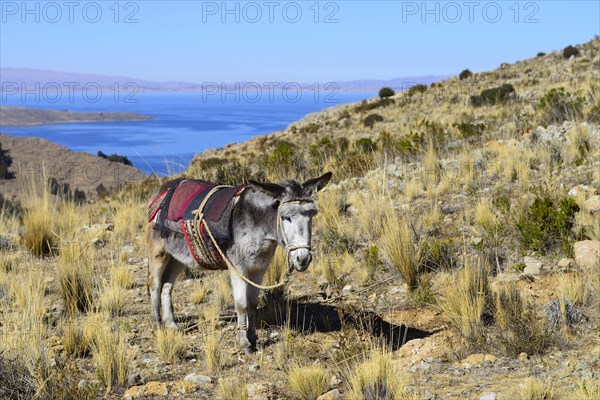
146,172,332,354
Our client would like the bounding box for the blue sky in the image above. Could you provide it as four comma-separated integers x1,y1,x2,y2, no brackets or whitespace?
1,1,599,82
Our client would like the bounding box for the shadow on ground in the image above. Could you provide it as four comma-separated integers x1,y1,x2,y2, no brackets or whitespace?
257,292,432,350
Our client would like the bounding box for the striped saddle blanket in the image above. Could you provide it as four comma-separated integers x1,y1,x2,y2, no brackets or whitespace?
148,179,247,270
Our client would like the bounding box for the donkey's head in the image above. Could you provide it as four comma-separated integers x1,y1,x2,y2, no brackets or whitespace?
249,172,332,271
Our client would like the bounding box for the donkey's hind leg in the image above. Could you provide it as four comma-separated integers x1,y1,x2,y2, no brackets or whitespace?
160,259,186,329
147,226,171,328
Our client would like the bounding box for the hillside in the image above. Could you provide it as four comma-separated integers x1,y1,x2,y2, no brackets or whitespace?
0,106,153,126
0,38,599,400
0,133,145,200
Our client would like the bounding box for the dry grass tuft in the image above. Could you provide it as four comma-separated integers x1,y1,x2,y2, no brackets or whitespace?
217,377,248,400
190,279,209,304
155,328,187,363
348,348,414,400
57,242,95,314
287,365,329,400
204,330,223,372
98,277,126,317
494,281,549,356
20,173,59,256
90,317,132,392
110,264,134,289
378,207,419,291
577,379,600,400
62,320,91,358
521,377,554,400
439,257,490,348
558,273,591,307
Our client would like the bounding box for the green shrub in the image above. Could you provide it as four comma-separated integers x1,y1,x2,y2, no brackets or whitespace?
537,87,584,125
516,196,580,255
471,84,515,107
362,114,384,129
355,98,394,113
378,87,395,99
407,84,427,97
0,140,14,179
97,151,132,166
562,45,580,59
454,121,486,139
355,137,377,153
537,52,546,57
299,123,320,134
459,69,473,80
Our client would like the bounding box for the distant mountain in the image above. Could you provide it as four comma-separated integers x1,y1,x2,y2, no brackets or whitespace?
0,68,452,93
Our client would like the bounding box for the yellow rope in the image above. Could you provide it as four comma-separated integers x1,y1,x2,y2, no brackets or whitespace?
193,186,293,291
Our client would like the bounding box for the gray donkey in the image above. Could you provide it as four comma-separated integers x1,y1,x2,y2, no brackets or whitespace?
146,172,332,353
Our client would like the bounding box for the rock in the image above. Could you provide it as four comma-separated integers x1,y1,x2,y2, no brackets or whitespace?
574,240,600,267
249,363,260,372
124,385,146,398
317,389,341,400
459,353,496,368
127,372,143,387
568,184,594,197
330,375,342,388
585,195,600,214
480,393,497,400
145,381,168,396
518,352,528,360
246,383,269,400
342,285,354,295
523,257,543,275
558,258,574,269
184,373,212,385
472,237,483,246
171,380,195,394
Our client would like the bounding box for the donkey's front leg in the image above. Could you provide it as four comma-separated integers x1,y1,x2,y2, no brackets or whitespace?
230,271,263,355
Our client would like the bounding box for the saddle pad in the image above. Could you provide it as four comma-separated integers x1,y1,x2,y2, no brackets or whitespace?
166,180,214,222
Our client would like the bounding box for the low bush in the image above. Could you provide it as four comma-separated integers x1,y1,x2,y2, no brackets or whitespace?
537,87,584,125
562,45,580,59
516,196,580,255
362,114,384,129
378,87,395,99
407,84,427,97
470,84,515,107
459,69,473,80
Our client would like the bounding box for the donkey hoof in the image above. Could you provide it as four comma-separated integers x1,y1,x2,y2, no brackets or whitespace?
164,322,180,330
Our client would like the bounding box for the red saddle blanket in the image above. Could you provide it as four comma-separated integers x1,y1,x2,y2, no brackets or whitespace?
148,180,246,244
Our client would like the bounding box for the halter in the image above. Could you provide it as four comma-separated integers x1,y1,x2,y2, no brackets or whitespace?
198,192,314,291
276,198,314,270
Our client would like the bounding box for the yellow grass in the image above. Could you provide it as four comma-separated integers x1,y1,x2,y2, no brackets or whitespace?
348,348,414,400
217,377,248,400
57,241,95,314
378,207,419,291
90,315,132,392
98,277,126,317
155,328,187,363
521,377,554,400
20,172,59,256
439,257,490,347
190,279,209,304
287,365,329,400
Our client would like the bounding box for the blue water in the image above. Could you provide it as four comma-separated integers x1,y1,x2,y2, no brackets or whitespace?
0,91,370,175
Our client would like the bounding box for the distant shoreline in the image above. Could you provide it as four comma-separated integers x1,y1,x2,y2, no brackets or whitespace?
0,106,154,126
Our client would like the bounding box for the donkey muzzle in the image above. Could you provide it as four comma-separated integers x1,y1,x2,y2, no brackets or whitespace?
291,248,312,271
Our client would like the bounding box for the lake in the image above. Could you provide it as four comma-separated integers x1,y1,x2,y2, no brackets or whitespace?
0,91,370,175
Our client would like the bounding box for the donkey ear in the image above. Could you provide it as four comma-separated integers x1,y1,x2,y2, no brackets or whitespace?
248,180,286,199
303,172,332,196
